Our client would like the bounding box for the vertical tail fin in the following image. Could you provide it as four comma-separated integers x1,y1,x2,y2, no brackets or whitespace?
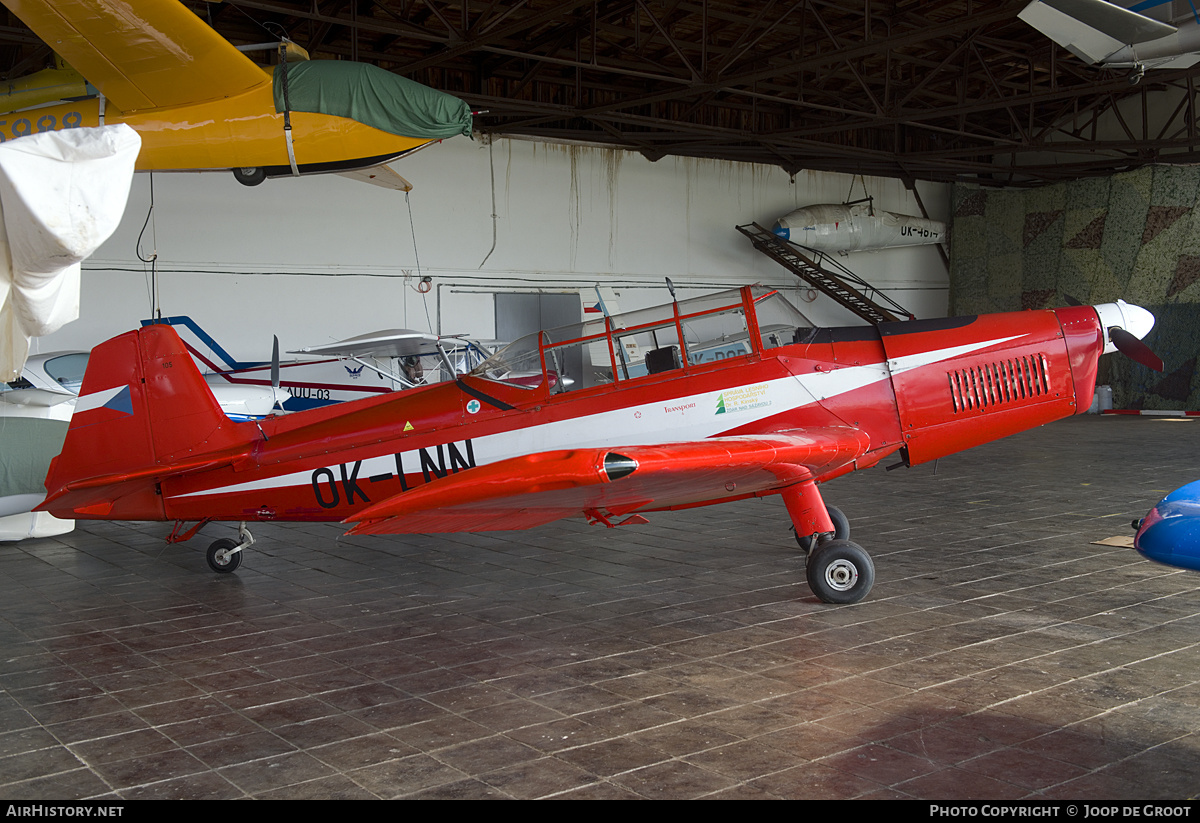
42,325,250,519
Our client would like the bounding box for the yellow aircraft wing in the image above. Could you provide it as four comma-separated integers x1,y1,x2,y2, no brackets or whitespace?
2,0,268,111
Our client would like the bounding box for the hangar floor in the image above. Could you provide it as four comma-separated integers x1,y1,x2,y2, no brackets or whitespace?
2,415,1200,799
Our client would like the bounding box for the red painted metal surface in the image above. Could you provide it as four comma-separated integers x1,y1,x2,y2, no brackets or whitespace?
42,287,1111,538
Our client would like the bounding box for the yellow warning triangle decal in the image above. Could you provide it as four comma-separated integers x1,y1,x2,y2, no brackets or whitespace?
403,421,414,431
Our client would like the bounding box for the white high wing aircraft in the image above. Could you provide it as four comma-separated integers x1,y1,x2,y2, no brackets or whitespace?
1019,0,1200,83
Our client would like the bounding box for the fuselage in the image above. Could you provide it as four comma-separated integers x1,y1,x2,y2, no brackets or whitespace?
7,92,432,173
44,287,1111,528
1135,480,1200,571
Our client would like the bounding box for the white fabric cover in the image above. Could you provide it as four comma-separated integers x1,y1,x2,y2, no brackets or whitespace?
0,124,140,380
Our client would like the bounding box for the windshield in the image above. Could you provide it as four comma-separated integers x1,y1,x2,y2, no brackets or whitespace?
469,332,548,390
753,290,813,349
43,353,89,393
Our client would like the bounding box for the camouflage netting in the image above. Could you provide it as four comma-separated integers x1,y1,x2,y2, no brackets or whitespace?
951,166,1200,411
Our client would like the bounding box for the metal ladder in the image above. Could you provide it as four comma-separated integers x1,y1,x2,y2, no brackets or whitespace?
736,222,914,325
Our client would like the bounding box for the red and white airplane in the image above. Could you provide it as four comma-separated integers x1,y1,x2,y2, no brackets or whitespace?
39,285,1159,604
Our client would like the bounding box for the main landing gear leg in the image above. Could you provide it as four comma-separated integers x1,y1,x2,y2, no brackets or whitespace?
207,522,254,574
780,482,874,605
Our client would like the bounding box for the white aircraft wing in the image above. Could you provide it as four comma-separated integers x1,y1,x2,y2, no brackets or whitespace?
1019,0,1178,63
291,330,449,359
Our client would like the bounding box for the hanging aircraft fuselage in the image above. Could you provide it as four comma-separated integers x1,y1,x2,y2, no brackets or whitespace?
771,203,947,254
4,89,432,175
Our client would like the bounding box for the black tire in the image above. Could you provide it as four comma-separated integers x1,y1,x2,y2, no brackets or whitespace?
207,538,242,573
794,505,850,553
806,539,874,604
232,167,267,186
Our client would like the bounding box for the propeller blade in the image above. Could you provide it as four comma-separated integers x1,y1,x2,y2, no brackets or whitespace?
1063,293,1084,307
270,336,285,411
1110,327,1164,372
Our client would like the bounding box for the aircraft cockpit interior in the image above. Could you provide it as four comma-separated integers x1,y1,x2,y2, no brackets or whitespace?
470,285,814,395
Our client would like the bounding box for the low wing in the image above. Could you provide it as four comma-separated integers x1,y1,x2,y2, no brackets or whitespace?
343,429,871,535
3,0,267,111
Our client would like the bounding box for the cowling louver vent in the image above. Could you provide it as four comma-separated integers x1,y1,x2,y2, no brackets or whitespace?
948,354,1050,413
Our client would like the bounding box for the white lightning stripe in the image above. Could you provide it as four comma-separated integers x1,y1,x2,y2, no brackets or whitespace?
887,335,1024,376
73,385,127,414
170,332,1026,500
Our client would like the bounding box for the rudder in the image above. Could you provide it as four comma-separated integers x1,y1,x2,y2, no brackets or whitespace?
42,325,248,519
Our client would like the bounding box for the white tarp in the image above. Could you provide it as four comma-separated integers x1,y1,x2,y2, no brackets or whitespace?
0,124,140,380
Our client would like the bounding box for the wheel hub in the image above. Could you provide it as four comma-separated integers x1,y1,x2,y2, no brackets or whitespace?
824,558,858,591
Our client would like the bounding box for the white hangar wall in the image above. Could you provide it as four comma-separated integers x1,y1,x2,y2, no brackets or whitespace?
37,135,950,360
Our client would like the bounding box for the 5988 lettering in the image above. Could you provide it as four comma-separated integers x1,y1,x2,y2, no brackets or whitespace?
0,111,83,142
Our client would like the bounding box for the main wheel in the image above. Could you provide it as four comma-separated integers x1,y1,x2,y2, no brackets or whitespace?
795,505,850,554
207,538,242,573
806,539,874,604
232,167,267,186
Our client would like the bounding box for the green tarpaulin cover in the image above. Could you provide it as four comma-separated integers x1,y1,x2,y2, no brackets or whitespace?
274,61,473,140
0,416,67,498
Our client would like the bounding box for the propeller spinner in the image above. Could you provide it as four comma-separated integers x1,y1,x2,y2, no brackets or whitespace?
1093,300,1164,372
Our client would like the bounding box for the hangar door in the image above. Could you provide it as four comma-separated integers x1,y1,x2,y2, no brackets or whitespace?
494,292,581,342
495,292,583,388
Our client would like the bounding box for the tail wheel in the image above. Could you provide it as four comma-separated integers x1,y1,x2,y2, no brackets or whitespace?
207,538,242,573
806,539,874,604
795,505,850,554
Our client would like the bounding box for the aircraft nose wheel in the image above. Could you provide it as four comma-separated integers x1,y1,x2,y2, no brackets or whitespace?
806,539,874,604
206,538,242,573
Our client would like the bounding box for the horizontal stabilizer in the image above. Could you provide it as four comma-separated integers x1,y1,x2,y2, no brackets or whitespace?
344,430,870,535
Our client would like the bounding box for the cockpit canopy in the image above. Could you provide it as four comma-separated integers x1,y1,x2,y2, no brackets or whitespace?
470,285,813,393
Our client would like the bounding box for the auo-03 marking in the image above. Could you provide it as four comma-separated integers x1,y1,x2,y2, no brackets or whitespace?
169,333,1026,503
